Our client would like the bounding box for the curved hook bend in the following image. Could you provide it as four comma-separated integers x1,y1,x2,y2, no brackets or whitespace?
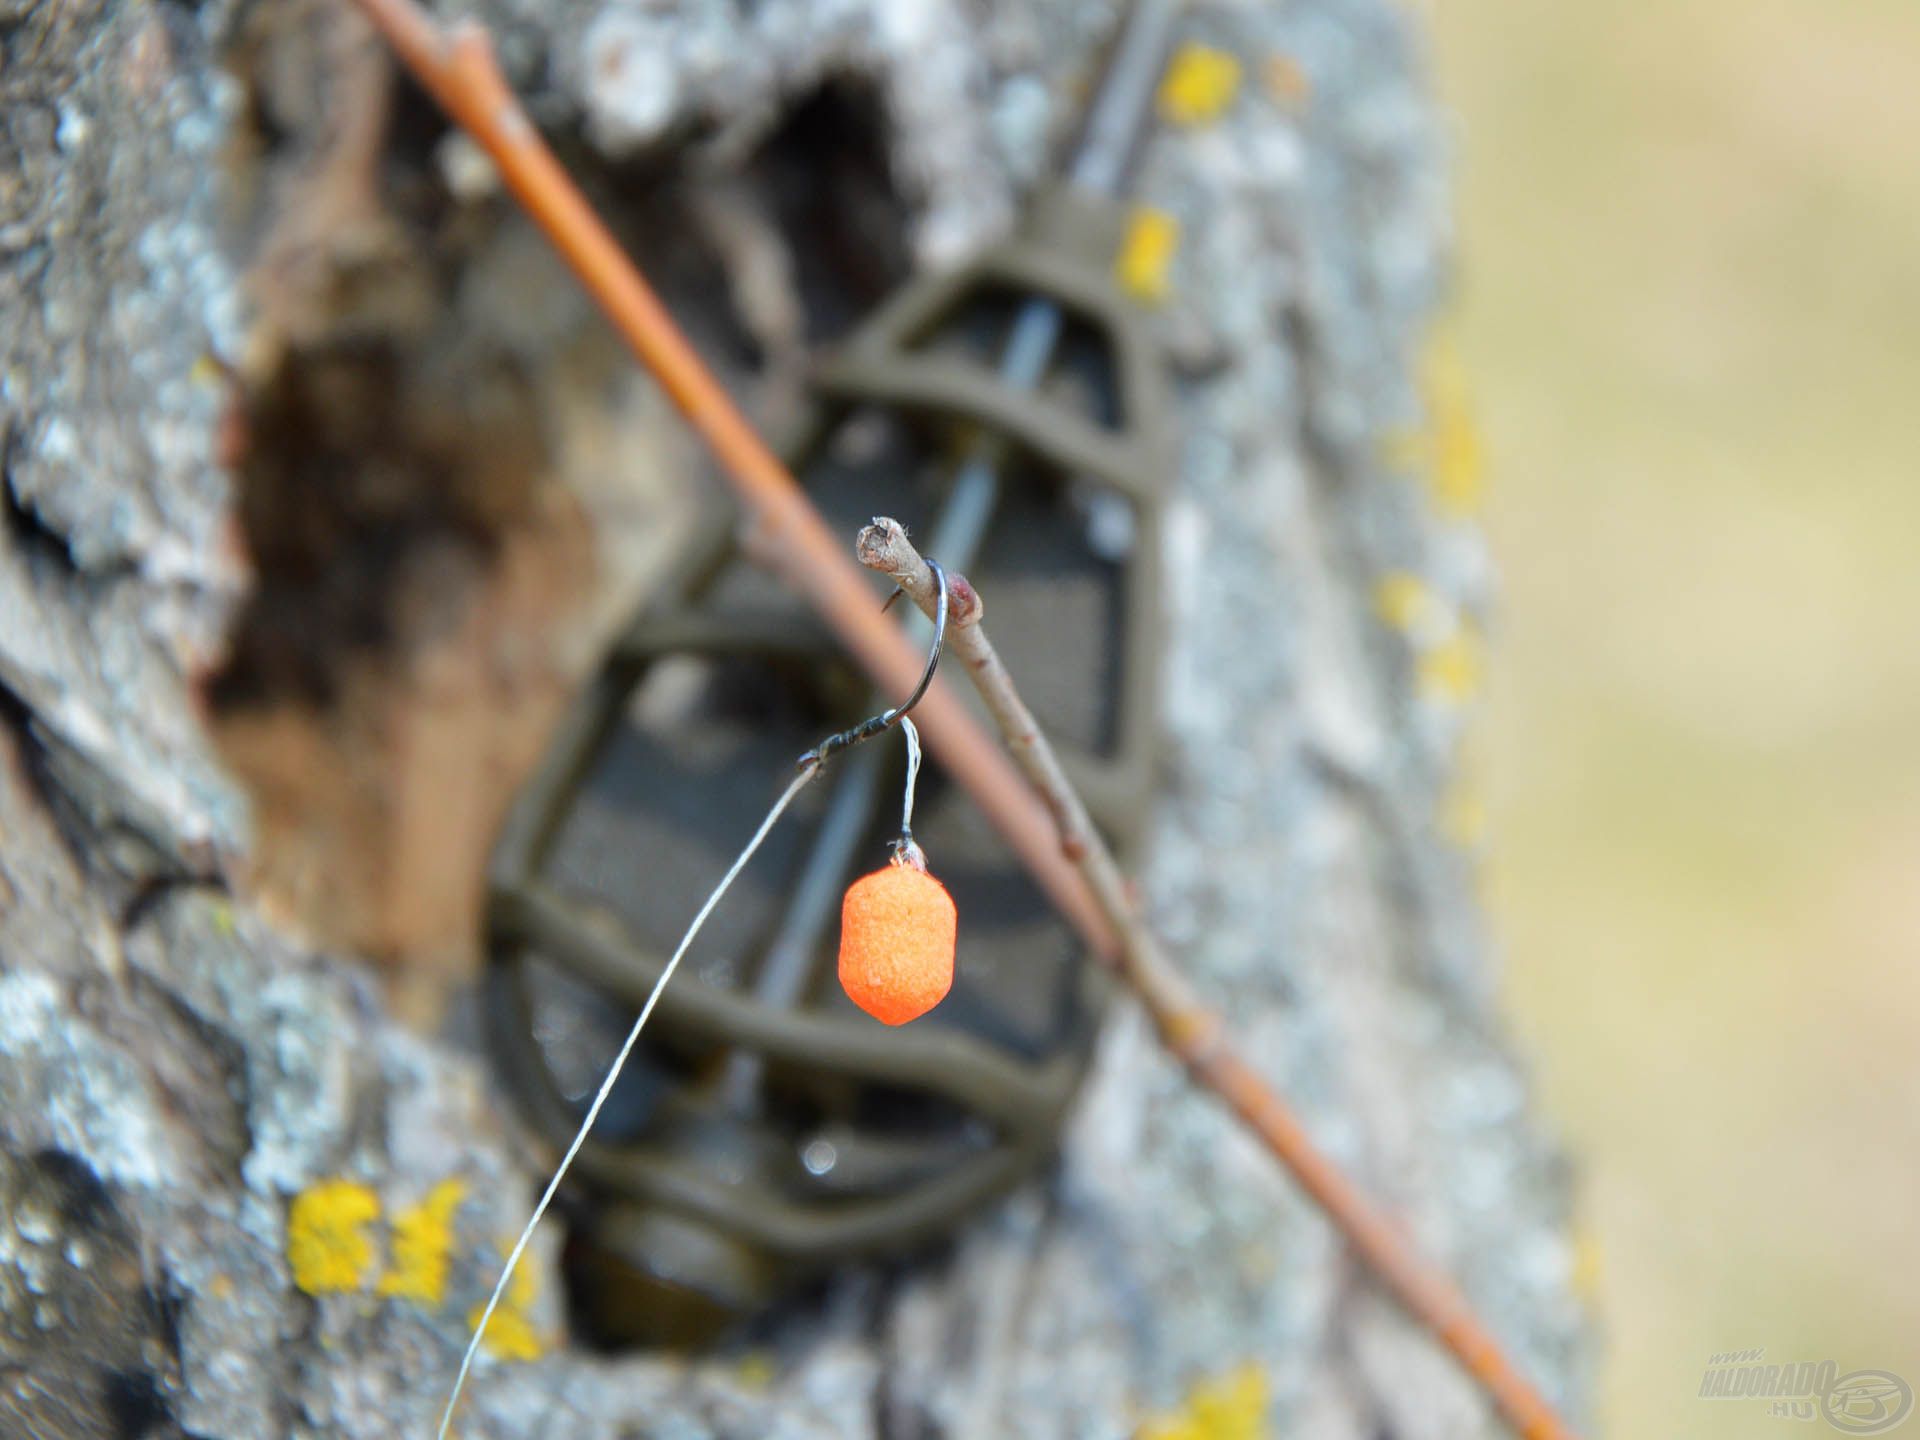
799,558,949,769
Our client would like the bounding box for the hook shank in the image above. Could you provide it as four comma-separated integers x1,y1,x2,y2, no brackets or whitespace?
799,558,949,769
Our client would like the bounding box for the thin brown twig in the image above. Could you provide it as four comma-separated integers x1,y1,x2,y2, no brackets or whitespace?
338,3,1578,1435
858,518,1579,1440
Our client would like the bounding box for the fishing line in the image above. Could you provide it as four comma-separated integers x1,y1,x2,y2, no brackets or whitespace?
438,762,819,1440
894,714,925,869
444,553,950,1432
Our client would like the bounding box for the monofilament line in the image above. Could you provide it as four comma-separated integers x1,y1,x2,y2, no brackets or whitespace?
437,763,820,1440
899,715,923,836
893,715,928,871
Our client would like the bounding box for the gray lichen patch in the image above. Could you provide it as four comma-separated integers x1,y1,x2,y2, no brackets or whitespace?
0,973,179,1194
1,2,250,873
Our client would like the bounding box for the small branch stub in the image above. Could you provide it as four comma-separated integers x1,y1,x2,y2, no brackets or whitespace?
858,518,982,626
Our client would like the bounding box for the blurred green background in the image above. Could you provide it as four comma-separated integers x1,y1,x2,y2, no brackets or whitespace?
1431,1,1920,1434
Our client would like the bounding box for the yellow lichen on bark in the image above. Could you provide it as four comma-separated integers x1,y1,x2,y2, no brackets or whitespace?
287,1180,382,1295
1418,626,1483,705
469,1255,546,1361
1373,570,1438,634
1117,208,1180,303
1138,1363,1270,1440
1157,42,1243,126
378,1178,468,1306
1381,328,1486,518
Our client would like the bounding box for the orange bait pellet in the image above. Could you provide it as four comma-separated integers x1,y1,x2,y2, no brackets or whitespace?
837,861,957,1025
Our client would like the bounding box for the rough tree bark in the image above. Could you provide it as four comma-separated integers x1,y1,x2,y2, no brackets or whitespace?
0,1,1590,1437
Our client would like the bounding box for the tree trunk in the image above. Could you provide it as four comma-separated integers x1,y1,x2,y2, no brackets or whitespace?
0,1,1589,1436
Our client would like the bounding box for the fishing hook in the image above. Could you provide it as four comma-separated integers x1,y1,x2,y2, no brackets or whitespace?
798,558,949,769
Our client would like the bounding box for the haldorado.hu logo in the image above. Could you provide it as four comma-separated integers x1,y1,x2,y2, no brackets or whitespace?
1699,1350,1913,1434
